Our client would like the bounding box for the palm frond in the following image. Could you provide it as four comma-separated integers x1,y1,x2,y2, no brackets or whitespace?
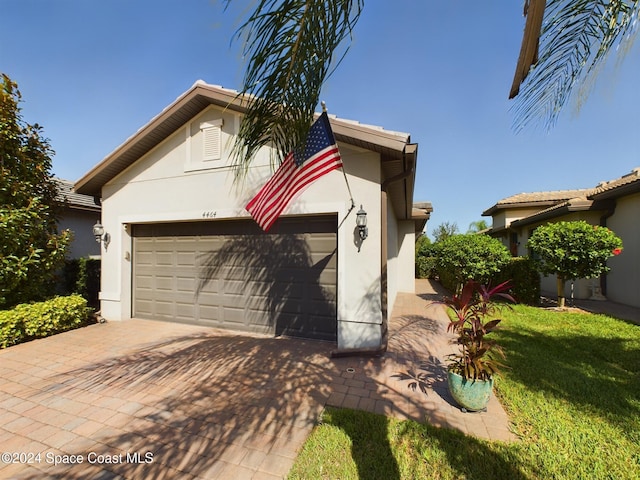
512,0,640,131
226,0,363,181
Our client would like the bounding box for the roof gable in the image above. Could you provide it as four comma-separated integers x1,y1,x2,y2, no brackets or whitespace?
75,81,419,220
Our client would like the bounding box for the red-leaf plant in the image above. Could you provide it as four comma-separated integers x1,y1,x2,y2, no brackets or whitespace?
443,280,515,381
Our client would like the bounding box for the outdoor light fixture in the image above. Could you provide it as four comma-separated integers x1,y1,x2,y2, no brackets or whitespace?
356,205,368,241
93,221,110,249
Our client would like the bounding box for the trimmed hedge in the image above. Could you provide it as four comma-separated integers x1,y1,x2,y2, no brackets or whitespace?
493,256,540,305
0,295,91,348
436,256,541,305
416,256,437,279
433,234,512,289
61,258,100,309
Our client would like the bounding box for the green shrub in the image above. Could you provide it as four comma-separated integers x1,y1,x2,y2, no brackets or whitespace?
415,235,435,278
61,258,100,309
76,258,100,309
437,265,459,292
416,256,437,279
0,294,91,348
60,258,81,295
434,234,511,291
493,256,540,305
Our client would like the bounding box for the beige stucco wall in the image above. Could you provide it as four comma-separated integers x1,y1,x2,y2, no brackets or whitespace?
385,193,398,318
97,105,398,350
492,207,544,231
604,192,640,307
397,221,415,293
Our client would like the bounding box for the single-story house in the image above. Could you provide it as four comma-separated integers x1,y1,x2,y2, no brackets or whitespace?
55,178,101,259
75,81,430,351
482,167,640,308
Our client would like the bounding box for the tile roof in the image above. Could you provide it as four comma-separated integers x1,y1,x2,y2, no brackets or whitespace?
509,196,594,227
484,167,639,221
591,167,640,198
55,178,101,212
495,189,594,206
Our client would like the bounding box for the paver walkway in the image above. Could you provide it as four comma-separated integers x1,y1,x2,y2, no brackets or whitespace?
0,279,515,479
327,279,516,441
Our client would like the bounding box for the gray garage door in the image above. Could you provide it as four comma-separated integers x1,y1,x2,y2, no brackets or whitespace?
132,216,337,342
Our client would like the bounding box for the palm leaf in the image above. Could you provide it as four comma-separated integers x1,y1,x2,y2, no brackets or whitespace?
512,0,640,131
225,0,363,181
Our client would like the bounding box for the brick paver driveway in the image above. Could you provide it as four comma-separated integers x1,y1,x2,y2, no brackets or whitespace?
0,280,515,479
0,320,334,479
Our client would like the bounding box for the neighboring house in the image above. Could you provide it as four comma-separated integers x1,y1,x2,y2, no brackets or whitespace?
482,167,640,308
75,81,431,351
55,178,101,259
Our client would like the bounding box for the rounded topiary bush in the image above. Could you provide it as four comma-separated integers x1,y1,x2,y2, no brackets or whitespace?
434,234,511,291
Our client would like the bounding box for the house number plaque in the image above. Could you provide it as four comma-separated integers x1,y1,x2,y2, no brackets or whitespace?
202,211,217,218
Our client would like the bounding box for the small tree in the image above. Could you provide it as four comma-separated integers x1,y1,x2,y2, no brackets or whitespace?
467,219,489,233
0,73,71,308
434,234,512,291
527,221,622,308
432,221,459,243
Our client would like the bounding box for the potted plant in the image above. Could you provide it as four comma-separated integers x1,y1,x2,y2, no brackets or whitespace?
443,280,515,411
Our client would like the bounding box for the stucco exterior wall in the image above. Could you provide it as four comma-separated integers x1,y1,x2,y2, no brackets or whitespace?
98,105,389,350
604,192,640,307
385,193,398,318
396,221,415,293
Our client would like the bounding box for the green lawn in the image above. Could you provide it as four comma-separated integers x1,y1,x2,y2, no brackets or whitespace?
289,305,640,480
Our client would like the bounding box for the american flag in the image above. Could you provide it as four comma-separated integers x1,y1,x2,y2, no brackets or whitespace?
246,112,343,231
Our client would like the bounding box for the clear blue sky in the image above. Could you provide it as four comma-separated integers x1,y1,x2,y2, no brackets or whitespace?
3,1,639,238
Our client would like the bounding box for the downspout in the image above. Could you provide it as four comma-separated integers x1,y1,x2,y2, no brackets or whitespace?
599,200,616,297
381,153,414,194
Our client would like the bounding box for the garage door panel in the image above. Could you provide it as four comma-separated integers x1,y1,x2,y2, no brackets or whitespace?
176,277,196,292
223,279,249,295
196,281,220,295
154,300,173,316
195,291,220,305
222,306,246,324
155,276,174,291
133,216,337,341
198,305,220,321
245,309,272,327
177,252,196,266
176,303,195,320
136,274,154,290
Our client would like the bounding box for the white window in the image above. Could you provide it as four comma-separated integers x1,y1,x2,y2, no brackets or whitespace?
200,119,223,161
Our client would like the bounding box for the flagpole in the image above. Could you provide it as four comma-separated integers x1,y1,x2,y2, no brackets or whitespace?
322,101,356,211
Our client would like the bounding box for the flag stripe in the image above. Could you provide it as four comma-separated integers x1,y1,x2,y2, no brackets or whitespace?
248,145,341,216
251,150,341,228
248,147,341,223
246,114,343,231
257,153,342,230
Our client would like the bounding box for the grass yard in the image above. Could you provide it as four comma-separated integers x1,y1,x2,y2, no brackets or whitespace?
289,305,640,480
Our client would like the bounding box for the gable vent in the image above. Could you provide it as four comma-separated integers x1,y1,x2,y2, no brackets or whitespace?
200,119,223,161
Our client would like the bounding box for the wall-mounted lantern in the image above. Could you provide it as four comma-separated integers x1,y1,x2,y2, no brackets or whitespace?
356,205,368,241
93,221,110,249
